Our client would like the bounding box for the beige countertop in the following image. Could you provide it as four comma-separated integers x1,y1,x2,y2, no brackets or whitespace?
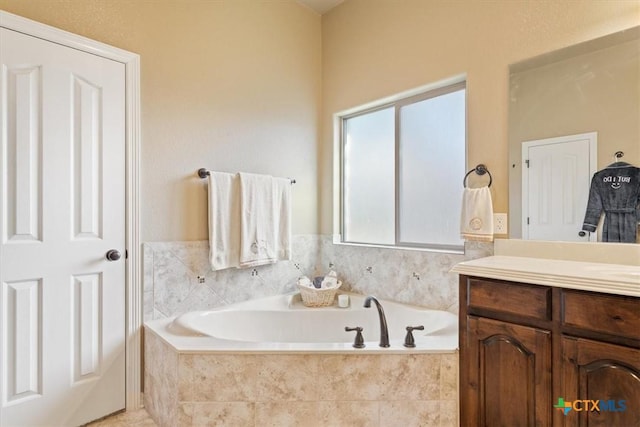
451,255,640,297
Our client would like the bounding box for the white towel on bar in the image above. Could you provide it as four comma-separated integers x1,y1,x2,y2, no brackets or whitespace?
239,173,292,268
272,176,292,261
208,172,241,270
460,186,494,242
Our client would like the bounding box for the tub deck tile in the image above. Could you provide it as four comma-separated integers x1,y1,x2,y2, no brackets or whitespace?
318,401,379,426
255,402,318,427
379,400,440,427
440,353,458,400
183,402,255,427
379,354,441,400
196,354,259,401
256,355,319,402
316,355,382,401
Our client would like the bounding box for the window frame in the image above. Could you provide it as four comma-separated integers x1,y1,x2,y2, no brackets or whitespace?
333,78,467,254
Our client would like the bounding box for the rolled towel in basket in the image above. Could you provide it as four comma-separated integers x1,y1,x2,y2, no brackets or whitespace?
297,276,314,288
321,271,339,289
312,276,323,289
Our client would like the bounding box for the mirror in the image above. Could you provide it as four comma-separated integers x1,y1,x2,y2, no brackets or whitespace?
508,26,640,243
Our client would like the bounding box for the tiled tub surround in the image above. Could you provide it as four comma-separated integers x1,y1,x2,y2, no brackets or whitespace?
143,235,493,321
142,237,483,426
144,329,458,427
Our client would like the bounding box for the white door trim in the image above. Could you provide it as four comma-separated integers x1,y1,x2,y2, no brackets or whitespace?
521,131,597,242
0,11,143,410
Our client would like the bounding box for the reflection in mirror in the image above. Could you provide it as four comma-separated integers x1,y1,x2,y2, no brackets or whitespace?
508,26,639,244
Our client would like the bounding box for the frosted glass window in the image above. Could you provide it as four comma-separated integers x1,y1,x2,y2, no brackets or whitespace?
343,107,395,245
339,81,466,252
399,89,466,249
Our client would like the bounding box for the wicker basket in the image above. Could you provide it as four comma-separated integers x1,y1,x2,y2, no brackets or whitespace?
297,281,342,307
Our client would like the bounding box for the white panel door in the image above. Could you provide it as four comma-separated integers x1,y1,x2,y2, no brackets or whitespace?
0,28,126,426
522,133,596,242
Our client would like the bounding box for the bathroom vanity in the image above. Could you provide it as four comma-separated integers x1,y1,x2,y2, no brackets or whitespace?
452,255,640,427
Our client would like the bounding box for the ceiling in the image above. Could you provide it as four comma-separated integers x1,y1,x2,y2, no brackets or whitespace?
297,0,344,15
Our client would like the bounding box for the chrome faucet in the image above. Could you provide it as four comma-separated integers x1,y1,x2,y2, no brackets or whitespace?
363,296,390,347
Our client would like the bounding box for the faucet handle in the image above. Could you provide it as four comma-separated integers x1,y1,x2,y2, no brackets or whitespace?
403,325,425,348
345,326,365,348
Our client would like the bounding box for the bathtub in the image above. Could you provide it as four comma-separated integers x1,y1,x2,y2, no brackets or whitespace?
144,293,459,426
146,292,458,353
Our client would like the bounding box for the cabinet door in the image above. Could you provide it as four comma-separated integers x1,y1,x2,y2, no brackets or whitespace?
463,316,552,426
561,337,640,427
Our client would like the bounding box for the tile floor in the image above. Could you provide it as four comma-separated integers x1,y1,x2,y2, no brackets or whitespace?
84,408,156,426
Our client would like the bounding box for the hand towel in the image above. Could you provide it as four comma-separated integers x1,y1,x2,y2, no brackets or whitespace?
239,173,291,267
272,176,292,262
460,186,494,242
208,172,241,270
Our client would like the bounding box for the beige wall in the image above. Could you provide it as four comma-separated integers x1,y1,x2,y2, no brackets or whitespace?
3,0,638,240
320,0,640,234
0,0,322,241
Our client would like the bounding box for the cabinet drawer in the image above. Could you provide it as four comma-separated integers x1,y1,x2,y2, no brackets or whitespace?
467,279,551,320
562,291,640,340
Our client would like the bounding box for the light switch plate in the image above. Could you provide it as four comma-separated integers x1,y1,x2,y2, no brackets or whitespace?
494,213,508,234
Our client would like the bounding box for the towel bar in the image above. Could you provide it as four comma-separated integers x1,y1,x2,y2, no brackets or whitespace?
463,164,492,188
197,168,296,184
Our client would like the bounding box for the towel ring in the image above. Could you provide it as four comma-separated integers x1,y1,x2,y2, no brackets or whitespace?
463,164,492,188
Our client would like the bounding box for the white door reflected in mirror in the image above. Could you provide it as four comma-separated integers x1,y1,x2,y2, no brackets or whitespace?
521,132,597,242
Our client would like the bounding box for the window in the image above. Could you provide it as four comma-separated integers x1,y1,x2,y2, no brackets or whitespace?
336,80,466,252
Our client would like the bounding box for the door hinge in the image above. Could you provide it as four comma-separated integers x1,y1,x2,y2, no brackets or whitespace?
525,159,530,168
125,249,129,259
527,217,530,225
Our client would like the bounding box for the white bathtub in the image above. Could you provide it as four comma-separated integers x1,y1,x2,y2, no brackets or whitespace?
144,293,460,426
145,293,458,353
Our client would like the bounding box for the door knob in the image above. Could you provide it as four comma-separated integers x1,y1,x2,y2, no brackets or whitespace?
578,231,586,237
105,249,121,261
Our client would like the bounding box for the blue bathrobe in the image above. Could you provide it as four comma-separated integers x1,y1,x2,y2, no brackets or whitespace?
582,162,640,243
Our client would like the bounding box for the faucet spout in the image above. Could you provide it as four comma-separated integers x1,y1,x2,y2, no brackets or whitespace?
364,296,390,347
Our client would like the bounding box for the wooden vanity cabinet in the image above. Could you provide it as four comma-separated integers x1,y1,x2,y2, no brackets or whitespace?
459,276,640,427
465,316,552,426
562,337,640,427
560,290,640,427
